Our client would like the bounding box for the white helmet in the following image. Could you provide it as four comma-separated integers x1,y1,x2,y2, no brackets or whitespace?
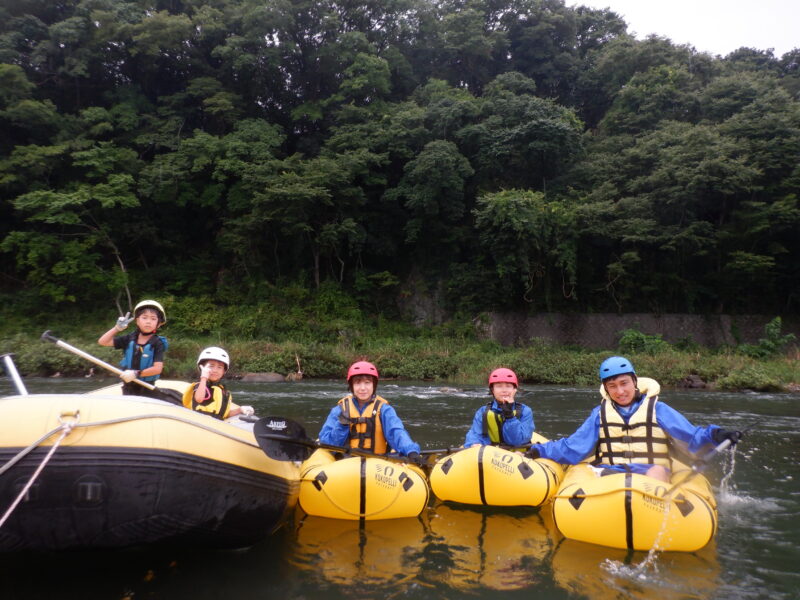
197,347,230,370
134,299,166,324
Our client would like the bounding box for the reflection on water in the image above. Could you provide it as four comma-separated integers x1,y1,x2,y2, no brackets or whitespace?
0,378,799,599
290,513,427,591
285,502,722,600
420,504,554,592
288,504,556,595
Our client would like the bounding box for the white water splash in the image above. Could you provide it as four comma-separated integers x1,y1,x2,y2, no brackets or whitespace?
599,556,700,598
601,556,657,581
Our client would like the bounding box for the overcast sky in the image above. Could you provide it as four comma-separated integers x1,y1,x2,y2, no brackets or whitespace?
568,0,799,58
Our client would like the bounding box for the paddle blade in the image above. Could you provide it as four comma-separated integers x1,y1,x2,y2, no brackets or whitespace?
254,416,313,461
152,386,184,406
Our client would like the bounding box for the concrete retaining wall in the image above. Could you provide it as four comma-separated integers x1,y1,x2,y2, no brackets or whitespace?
484,312,800,349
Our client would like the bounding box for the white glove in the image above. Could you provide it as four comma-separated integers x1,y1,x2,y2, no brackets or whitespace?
240,405,255,417
115,312,133,331
200,365,212,379
120,369,138,383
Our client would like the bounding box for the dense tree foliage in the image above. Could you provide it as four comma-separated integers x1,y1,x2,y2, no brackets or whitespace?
1,0,798,320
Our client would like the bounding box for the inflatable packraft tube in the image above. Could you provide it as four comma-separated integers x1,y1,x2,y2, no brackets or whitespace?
429,439,563,507
298,449,429,520
551,463,717,551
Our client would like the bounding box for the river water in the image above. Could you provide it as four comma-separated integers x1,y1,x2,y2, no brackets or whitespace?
1,377,798,599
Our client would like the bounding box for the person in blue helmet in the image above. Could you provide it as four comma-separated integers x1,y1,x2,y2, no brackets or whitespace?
464,367,535,448
524,356,742,482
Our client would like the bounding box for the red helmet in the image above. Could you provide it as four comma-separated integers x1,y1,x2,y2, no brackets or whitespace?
489,367,518,388
347,361,379,383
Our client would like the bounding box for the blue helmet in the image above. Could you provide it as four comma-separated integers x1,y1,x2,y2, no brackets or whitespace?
598,356,636,382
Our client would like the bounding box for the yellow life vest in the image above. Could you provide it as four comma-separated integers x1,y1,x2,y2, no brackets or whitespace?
337,395,388,454
182,382,232,420
482,402,526,446
594,393,671,469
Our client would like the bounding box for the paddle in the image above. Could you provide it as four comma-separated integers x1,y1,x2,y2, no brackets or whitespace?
664,422,756,497
253,416,314,461
418,442,533,462
253,416,430,466
41,330,184,406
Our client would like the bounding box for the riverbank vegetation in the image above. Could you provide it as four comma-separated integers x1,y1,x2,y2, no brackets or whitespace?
2,293,797,391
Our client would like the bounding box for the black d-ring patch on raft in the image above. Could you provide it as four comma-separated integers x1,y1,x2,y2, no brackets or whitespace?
312,471,328,491
440,457,454,475
399,471,414,491
569,488,585,510
674,493,695,517
517,460,534,480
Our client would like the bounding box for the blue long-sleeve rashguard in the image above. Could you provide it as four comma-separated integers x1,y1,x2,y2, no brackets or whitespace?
529,395,720,465
318,396,420,457
464,400,535,447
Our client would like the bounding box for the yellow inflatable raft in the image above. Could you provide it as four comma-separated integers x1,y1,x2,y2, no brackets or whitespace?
429,434,563,506
298,449,429,520
0,385,300,551
551,377,718,552
551,462,717,551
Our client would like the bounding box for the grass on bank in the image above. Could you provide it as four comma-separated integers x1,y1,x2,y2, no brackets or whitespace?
0,290,797,392
2,331,798,393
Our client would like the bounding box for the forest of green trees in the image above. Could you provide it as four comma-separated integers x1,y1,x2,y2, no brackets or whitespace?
2,0,799,325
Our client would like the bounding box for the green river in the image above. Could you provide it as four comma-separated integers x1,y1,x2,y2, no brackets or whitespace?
1,377,798,599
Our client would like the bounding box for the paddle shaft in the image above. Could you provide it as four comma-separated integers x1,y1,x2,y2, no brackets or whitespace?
257,432,422,464
419,442,531,459
664,438,733,497
1,353,29,395
41,330,157,391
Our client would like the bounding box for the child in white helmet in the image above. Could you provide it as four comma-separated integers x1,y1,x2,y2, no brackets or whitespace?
182,346,254,420
98,299,168,398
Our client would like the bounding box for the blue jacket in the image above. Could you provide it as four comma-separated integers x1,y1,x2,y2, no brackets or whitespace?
318,397,421,457
113,331,167,382
530,394,719,465
464,400,535,448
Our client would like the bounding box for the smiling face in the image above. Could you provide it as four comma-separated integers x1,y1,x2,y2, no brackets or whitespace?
350,375,376,403
200,359,226,382
491,381,518,404
603,374,637,406
135,308,160,334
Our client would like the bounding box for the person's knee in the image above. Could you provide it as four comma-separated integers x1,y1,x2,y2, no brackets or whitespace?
647,465,669,482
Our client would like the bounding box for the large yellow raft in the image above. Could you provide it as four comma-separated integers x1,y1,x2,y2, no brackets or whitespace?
298,449,429,520
552,462,717,551
0,382,300,550
429,434,563,506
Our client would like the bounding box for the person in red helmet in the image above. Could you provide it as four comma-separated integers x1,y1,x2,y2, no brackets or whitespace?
464,367,535,448
318,360,421,461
